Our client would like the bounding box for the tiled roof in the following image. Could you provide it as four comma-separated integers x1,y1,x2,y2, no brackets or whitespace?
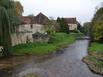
20,12,50,25
35,12,50,25
64,18,77,24
20,16,31,24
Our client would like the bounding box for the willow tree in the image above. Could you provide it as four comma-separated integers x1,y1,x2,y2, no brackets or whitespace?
0,7,11,56
0,0,22,56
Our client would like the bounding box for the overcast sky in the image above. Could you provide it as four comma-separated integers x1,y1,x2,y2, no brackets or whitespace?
17,0,103,24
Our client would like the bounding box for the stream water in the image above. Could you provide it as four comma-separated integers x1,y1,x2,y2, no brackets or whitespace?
0,40,102,77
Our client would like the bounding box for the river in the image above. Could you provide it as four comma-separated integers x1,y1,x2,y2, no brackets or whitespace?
0,40,102,77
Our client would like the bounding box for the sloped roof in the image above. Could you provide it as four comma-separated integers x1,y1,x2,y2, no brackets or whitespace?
20,16,31,24
20,13,50,25
35,12,50,25
64,18,77,24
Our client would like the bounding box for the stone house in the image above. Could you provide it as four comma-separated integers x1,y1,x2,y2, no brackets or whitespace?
11,13,50,46
64,18,78,31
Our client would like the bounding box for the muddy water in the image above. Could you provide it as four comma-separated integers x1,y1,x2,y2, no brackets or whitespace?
0,40,102,77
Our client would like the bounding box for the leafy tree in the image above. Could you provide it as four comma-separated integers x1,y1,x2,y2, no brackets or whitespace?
0,6,11,56
48,17,60,32
57,17,69,34
0,0,23,56
77,22,83,33
10,1,23,33
91,7,103,42
83,22,91,36
14,1,24,16
0,0,22,33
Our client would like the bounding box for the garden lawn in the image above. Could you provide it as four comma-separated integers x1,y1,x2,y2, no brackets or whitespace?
11,33,76,56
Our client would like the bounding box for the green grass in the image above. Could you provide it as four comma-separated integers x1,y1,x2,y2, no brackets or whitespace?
11,33,76,55
89,42,103,54
84,42,103,70
85,56,97,62
84,56,103,68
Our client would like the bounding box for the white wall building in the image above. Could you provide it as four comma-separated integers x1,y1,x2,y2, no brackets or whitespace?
11,13,49,46
64,18,78,31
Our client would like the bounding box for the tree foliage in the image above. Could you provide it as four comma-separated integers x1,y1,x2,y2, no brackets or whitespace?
83,22,91,36
91,7,103,42
57,17,69,34
0,0,23,56
0,0,22,33
49,18,60,32
14,1,24,16
77,22,83,33
0,7,11,56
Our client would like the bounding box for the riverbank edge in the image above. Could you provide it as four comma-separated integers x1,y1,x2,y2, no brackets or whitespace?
83,41,103,76
83,57,103,76
0,38,75,70
83,51,103,76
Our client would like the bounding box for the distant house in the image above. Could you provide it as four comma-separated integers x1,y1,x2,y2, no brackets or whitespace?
11,13,50,46
64,18,77,31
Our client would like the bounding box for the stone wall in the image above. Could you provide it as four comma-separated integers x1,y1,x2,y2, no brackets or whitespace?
11,24,45,46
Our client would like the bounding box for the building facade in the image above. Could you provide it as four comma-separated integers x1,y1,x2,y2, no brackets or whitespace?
11,13,50,46
64,18,77,31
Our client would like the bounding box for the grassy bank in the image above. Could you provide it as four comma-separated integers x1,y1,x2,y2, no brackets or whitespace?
11,33,76,56
83,42,103,75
